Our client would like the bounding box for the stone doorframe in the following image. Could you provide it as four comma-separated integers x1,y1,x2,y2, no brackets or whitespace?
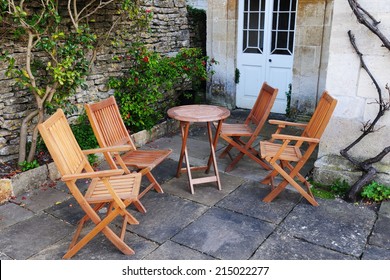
206,0,334,116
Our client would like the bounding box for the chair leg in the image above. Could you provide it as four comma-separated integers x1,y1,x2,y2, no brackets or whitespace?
219,143,234,159
262,162,319,206
225,152,245,172
68,203,105,250
132,199,147,214
261,168,280,186
139,171,163,199
64,206,136,259
221,135,271,172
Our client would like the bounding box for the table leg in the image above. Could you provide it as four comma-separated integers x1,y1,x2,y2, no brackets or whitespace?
176,121,190,178
177,121,195,194
206,121,222,190
206,119,223,174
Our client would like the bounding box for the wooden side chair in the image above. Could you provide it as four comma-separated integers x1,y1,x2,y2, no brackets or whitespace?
218,82,278,172
85,96,172,213
260,91,337,206
38,109,143,259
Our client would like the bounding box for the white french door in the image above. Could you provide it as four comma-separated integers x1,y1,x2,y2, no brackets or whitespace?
236,0,297,113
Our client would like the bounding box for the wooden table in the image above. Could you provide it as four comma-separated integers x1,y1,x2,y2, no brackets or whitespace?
167,104,230,194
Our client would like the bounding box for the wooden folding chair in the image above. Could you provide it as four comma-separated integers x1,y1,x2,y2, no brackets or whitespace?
38,109,143,259
260,91,337,206
218,82,278,172
85,97,172,213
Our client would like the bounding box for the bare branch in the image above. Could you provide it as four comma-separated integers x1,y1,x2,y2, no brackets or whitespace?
348,0,390,50
362,146,390,167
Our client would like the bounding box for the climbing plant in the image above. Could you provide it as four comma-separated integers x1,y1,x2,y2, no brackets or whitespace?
342,0,390,202
0,0,150,165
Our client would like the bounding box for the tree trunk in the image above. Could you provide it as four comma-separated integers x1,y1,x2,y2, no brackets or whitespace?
346,167,377,202
18,110,39,164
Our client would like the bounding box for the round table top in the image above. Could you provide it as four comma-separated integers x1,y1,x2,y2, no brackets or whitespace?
167,104,230,122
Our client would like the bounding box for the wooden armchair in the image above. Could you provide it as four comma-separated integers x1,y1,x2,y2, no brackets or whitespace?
260,91,337,206
38,109,143,259
218,82,278,172
85,96,172,213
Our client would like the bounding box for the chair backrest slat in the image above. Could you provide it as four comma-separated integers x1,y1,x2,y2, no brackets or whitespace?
38,109,89,176
247,82,278,128
303,91,337,139
85,97,137,150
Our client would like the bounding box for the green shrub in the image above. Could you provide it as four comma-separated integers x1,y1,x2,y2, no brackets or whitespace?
19,160,40,172
70,113,99,165
108,43,216,133
329,178,350,197
361,181,390,202
311,178,350,199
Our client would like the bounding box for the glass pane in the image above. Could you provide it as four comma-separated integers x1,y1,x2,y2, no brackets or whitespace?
246,48,261,54
276,31,288,49
260,0,266,10
290,13,296,30
260,12,265,29
289,32,294,52
244,0,248,11
259,30,264,52
249,13,259,29
248,31,258,47
291,0,297,11
244,13,248,29
243,30,248,50
279,0,291,11
250,0,260,12
274,13,290,31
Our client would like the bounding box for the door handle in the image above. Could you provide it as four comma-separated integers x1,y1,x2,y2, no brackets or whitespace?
269,59,272,62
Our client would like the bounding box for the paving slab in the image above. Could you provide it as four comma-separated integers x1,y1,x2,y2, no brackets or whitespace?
251,231,356,260
144,240,215,260
278,198,377,258
378,201,390,218
162,171,246,206
140,158,177,190
30,224,158,260
0,252,12,260
217,181,301,224
216,150,272,181
368,215,390,250
0,213,74,259
0,202,34,230
9,185,71,213
126,191,208,244
44,197,85,226
361,245,390,260
172,207,275,260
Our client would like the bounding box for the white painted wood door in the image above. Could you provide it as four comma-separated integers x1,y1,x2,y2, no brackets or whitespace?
236,0,297,113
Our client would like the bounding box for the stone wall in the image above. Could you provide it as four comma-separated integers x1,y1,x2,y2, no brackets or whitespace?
206,0,237,109
291,0,333,116
0,0,191,163
314,0,390,186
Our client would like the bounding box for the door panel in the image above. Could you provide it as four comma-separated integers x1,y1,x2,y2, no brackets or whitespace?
236,0,297,114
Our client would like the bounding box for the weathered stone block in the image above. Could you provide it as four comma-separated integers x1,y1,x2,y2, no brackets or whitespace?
0,179,13,204
11,164,49,196
313,155,390,187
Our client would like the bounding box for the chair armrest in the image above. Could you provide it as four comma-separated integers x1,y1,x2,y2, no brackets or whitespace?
61,169,125,181
269,119,307,128
82,145,133,155
271,133,320,143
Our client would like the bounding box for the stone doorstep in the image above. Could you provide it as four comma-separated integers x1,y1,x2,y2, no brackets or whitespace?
0,119,180,203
